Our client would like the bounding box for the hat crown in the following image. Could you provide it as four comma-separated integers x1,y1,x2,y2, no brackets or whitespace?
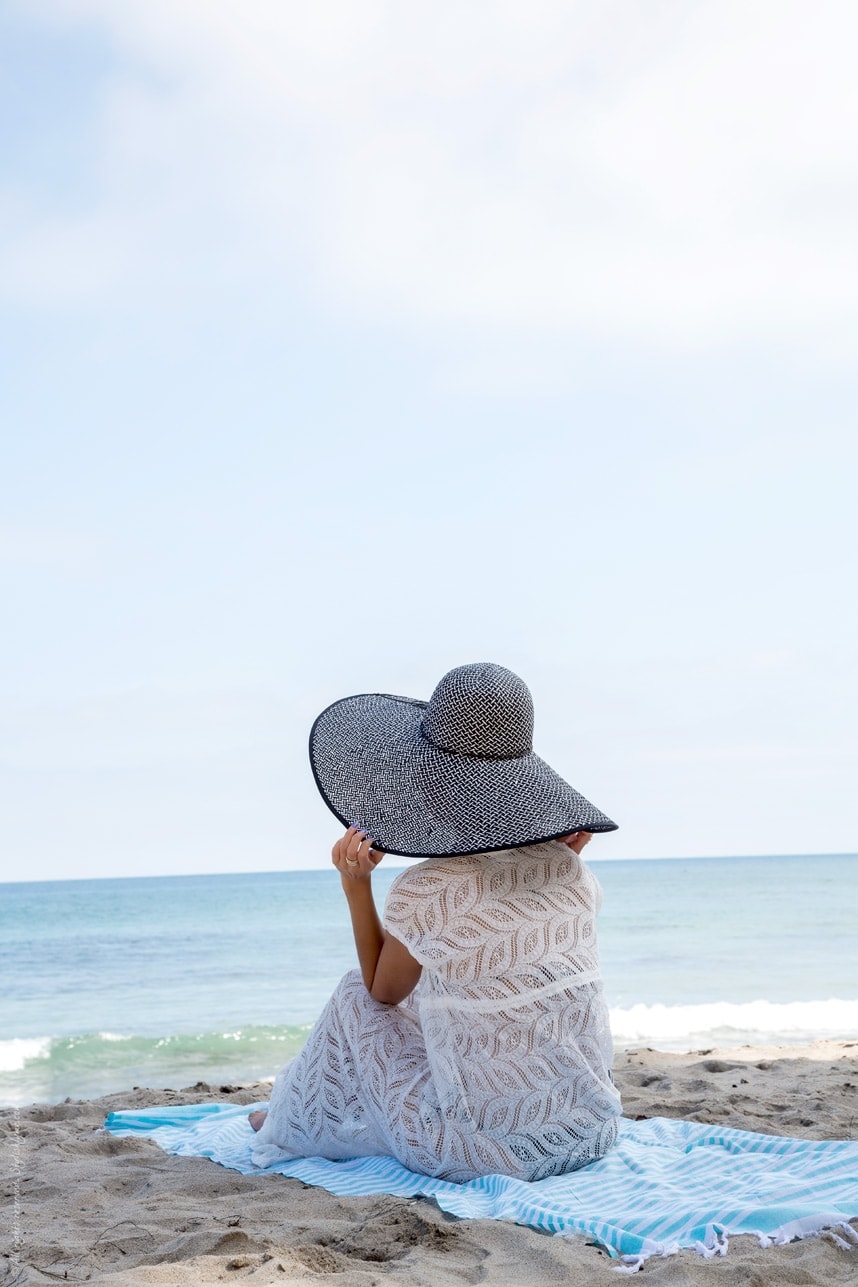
423,663,534,760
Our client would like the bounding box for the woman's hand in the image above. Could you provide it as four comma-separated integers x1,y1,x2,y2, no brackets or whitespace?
332,825,385,882
330,826,419,1003
559,831,593,855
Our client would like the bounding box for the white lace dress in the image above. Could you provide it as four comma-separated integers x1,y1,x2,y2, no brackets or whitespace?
252,842,621,1182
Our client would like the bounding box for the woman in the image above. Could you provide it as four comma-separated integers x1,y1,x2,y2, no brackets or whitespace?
250,662,622,1182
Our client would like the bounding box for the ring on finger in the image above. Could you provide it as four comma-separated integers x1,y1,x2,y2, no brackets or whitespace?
345,857,359,867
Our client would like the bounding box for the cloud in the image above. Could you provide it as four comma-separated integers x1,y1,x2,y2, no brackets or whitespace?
4,0,856,354
0,524,99,571
0,687,318,880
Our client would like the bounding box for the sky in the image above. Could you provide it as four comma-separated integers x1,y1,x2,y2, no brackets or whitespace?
1,0,856,881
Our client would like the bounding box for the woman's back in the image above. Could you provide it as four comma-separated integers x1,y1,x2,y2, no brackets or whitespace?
384,841,604,993
383,842,621,1173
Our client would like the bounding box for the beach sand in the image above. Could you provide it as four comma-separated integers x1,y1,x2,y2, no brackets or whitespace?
2,1040,856,1285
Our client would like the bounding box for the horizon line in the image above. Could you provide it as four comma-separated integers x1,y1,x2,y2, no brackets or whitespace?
1,851,855,887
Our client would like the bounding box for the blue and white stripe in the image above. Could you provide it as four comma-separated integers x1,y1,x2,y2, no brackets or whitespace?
104,1106,858,1269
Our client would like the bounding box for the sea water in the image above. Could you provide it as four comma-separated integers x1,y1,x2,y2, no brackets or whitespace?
1,853,856,1107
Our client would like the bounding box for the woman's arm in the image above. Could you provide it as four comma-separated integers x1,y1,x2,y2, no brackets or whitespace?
332,826,423,1005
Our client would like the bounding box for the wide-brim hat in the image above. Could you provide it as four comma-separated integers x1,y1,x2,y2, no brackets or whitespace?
309,662,617,857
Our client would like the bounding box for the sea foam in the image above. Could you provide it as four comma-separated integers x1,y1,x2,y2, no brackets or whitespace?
0,1036,52,1073
610,997,858,1049
0,1025,309,1107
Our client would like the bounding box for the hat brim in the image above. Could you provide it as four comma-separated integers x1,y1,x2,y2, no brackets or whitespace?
309,692,618,858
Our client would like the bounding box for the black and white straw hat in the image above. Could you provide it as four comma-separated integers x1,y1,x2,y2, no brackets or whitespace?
309,662,617,858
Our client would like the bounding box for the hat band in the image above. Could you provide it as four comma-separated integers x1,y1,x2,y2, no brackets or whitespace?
419,721,532,763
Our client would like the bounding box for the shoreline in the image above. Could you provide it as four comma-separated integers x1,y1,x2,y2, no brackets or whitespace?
5,1030,858,1115
2,1040,856,1285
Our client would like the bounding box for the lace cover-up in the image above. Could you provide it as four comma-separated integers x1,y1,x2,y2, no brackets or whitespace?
252,842,621,1182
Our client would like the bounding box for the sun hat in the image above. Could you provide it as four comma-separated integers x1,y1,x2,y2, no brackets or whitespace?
309,661,617,858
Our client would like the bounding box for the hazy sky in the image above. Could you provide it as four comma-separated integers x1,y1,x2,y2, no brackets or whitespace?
2,1,856,881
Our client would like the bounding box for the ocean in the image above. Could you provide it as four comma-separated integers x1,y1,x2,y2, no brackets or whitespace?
1,853,856,1108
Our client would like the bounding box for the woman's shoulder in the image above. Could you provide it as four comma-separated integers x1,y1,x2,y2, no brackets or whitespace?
382,857,466,951
385,841,595,905
382,843,602,963
384,853,474,910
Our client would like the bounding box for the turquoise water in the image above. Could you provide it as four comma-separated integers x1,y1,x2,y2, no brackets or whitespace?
1,854,856,1105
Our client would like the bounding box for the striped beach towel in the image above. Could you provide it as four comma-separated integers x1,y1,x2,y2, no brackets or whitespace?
104,1105,858,1271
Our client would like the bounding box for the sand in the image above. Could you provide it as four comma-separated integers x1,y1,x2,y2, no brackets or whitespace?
2,1040,856,1285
